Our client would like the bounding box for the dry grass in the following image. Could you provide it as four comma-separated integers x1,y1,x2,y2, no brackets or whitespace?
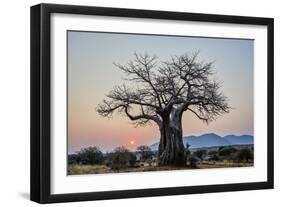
67,164,191,175
68,164,111,175
197,161,253,169
68,161,253,175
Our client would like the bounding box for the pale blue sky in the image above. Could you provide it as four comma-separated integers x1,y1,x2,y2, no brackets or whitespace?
68,31,254,153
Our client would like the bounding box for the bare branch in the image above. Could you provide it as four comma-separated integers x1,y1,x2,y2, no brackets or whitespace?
186,108,209,123
97,52,230,126
113,53,163,107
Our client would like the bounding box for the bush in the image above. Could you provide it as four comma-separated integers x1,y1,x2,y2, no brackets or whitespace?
193,149,207,159
185,143,191,157
189,156,200,168
68,154,79,164
208,150,218,156
136,145,153,161
77,146,104,165
236,148,253,162
218,146,237,157
107,146,136,170
209,154,220,161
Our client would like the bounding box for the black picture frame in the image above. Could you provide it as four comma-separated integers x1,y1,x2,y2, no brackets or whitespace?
30,3,274,204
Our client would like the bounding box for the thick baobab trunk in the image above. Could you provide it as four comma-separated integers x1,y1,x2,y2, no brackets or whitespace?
158,108,186,166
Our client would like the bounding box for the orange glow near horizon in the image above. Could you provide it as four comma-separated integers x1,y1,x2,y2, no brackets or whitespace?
67,31,254,154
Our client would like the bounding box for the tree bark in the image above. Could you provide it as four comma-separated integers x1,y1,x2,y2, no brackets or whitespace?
157,108,186,166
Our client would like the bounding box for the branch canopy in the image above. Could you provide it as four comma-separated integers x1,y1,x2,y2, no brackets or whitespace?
96,52,230,126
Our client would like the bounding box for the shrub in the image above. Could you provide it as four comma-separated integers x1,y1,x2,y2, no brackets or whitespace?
209,154,220,161
193,149,207,159
107,146,136,170
185,143,191,157
218,146,237,157
208,150,218,156
77,146,104,165
68,154,79,164
189,156,200,168
136,145,153,161
236,148,253,162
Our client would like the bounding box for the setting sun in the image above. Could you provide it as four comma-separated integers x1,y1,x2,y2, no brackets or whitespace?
130,140,134,145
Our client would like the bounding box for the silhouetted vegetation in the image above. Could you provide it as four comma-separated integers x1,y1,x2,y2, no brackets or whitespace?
207,150,217,156
136,145,153,161
236,148,253,162
218,146,237,157
67,144,254,175
189,156,200,168
77,146,104,165
185,143,191,157
193,149,207,159
106,146,136,170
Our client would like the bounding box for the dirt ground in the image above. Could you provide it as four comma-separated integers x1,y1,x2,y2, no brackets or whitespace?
68,161,253,175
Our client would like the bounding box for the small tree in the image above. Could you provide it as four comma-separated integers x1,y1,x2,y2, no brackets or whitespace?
236,148,253,163
193,149,207,160
68,154,79,165
185,143,191,153
136,145,153,161
107,146,136,170
185,143,191,158
218,146,237,157
77,146,104,165
208,150,218,156
189,156,200,168
206,150,220,161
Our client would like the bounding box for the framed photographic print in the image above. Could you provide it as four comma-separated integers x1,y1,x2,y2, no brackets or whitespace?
30,3,274,203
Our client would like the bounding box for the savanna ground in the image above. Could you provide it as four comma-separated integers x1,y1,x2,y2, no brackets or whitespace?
67,145,254,175
68,161,253,175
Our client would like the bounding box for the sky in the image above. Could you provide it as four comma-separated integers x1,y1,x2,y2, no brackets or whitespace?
67,31,254,153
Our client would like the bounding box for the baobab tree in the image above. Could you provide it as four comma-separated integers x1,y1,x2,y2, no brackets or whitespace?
97,52,230,166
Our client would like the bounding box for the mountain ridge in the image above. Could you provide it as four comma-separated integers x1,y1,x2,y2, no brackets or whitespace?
150,133,253,151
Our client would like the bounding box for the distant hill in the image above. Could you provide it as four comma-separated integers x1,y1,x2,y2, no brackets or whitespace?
150,133,253,151
223,135,253,145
